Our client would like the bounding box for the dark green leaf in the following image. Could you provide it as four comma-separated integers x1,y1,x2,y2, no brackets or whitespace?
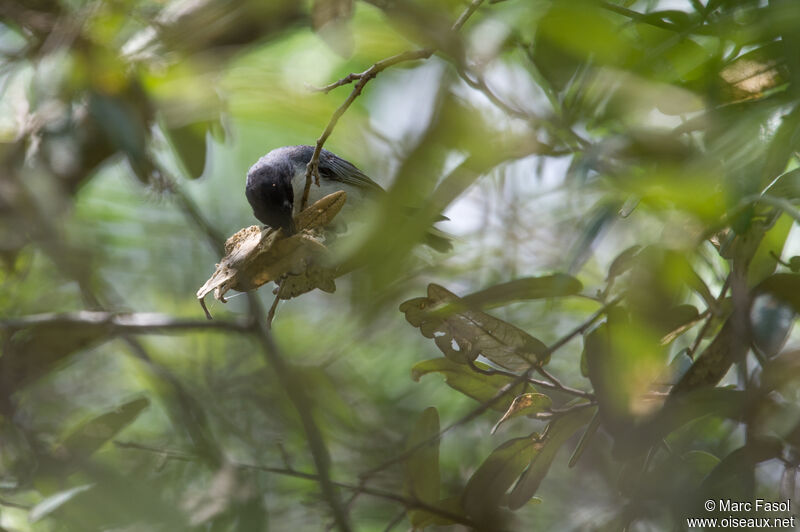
411,358,530,411
756,273,800,313
458,274,582,310
166,122,208,179
508,406,596,509
462,436,536,519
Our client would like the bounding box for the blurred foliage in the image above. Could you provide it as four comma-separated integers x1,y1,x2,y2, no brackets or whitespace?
4,0,800,530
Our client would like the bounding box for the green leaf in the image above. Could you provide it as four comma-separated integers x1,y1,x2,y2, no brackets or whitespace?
457,274,583,310
404,407,440,527
670,319,745,394
462,436,536,519
643,388,747,447
756,273,800,313
682,450,721,479
607,245,641,281
568,409,601,468
508,406,596,509
61,397,150,460
30,484,94,523
400,284,549,369
407,496,463,528
411,358,530,412
165,122,208,179
764,168,800,199
491,393,552,434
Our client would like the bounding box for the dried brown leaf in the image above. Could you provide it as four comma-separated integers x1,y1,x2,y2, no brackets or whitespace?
400,284,548,369
196,192,345,313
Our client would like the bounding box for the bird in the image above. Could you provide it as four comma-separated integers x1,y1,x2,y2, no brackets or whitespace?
245,145,451,251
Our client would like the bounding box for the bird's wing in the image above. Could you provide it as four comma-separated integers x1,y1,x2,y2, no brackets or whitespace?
318,150,385,194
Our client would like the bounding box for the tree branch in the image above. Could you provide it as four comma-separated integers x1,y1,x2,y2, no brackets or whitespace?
0,311,252,334
301,0,487,210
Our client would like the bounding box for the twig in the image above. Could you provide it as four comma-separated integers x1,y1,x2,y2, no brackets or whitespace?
302,49,433,209
302,0,488,210
114,440,479,529
266,291,281,329
451,0,485,32
687,276,730,358
467,359,593,399
535,365,593,400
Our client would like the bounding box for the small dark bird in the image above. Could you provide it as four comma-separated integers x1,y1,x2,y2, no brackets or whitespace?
245,145,451,251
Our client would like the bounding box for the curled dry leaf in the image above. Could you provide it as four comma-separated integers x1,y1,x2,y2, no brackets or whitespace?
196,191,345,317
491,393,552,434
400,284,549,370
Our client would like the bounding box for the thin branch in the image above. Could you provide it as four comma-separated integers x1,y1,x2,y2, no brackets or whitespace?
114,440,479,529
301,49,433,209
687,276,730,358
535,365,593,400
467,358,592,399
266,291,281,329
451,0,485,32
302,0,487,210
0,311,252,334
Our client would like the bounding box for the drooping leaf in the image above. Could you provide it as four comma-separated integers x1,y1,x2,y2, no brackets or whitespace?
491,393,552,434
507,406,596,509
400,284,549,369
60,398,150,460
411,358,530,412
462,436,536,520
404,407,440,527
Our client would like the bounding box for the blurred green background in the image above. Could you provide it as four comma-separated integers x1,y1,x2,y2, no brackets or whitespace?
4,0,800,530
